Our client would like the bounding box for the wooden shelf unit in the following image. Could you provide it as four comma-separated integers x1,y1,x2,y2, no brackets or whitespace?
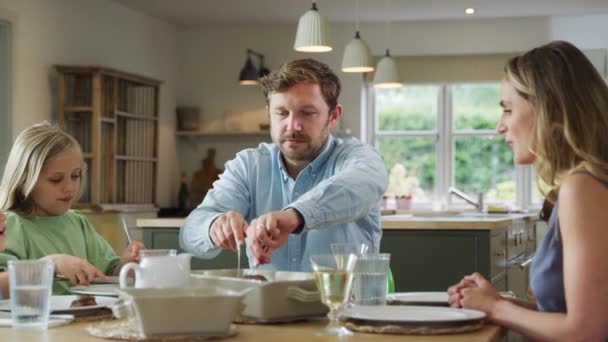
55,65,162,207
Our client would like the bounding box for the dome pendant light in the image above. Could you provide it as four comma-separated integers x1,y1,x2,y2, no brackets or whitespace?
342,0,373,73
373,49,402,88
342,32,374,72
373,0,402,88
294,1,332,53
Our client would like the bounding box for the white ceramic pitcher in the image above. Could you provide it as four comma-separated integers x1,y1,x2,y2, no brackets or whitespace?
119,253,192,288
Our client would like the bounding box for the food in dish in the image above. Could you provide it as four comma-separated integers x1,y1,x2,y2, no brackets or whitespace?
70,295,97,308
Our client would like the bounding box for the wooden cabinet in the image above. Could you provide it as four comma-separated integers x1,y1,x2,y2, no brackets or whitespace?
55,65,161,208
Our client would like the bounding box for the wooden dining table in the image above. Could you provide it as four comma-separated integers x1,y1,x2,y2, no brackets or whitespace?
1,319,502,341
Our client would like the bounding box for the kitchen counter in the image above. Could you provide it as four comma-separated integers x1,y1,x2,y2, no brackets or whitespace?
137,212,538,231
0,320,502,342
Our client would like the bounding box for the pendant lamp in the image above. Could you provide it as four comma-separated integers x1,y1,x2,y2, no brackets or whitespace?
373,0,402,88
342,0,373,73
294,1,332,53
373,49,402,88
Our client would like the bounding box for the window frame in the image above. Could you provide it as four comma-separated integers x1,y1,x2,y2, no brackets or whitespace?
368,81,537,210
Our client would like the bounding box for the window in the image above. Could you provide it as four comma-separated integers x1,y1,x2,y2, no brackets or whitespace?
374,82,531,209
376,85,439,201
451,83,514,203
0,20,11,169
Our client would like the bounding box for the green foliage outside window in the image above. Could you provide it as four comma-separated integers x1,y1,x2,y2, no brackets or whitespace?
375,83,516,204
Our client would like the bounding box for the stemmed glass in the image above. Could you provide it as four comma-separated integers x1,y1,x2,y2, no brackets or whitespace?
309,254,358,337
330,243,368,307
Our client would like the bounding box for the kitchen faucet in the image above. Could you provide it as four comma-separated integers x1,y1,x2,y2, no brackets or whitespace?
448,186,484,212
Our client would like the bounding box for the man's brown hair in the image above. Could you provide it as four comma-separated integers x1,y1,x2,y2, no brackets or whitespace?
259,58,341,111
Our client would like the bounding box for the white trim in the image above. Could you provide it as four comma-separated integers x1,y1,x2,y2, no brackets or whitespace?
452,129,498,136
359,73,373,144
438,85,451,205
376,130,437,137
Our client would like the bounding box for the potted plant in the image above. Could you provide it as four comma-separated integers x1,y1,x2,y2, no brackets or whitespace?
384,163,421,210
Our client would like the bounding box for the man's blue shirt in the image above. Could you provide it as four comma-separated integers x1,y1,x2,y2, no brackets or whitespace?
179,135,388,271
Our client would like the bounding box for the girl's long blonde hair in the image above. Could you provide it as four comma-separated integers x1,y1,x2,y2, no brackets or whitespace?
504,41,608,203
0,121,87,215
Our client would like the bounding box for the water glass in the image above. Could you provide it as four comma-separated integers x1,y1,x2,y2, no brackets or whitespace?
8,259,55,330
330,243,368,256
138,249,177,259
353,253,391,305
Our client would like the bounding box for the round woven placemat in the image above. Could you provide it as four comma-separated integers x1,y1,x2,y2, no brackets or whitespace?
341,320,484,335
86,320,238,341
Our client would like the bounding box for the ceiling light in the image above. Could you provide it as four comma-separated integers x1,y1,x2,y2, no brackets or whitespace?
373,49,402,88
465,8,475,15
342,32,374,73
373,0,402,88
342,0,374,73
294,1,332,53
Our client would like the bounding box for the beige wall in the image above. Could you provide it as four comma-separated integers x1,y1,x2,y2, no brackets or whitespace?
175,17,553,179
0,0,179,207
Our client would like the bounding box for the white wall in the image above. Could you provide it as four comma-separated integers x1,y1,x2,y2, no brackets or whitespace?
0,0,179,207
550,15,608,49
175,17,553,179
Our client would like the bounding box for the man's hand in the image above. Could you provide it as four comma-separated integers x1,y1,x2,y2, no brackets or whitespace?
209,210,248,251
42,254,108,286
247,209,301,266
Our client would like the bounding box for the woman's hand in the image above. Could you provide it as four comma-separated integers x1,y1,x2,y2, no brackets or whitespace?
119,241,145,264
42,254,107,286
447,276,476,308
458,273,504,320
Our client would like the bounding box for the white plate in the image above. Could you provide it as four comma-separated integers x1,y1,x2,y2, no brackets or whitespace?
0,311,74,328
69,284,120,297
388,292,448,305
341,305,485,326
0,295,118,314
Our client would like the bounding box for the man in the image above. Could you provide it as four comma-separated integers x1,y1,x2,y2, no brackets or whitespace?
179,59,388,271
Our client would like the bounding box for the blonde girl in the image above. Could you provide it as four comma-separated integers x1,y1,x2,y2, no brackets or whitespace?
447,41,608,340
0,122,144,295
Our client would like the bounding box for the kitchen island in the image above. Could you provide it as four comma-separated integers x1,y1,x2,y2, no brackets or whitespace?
137,212,539,295
0,319,502,342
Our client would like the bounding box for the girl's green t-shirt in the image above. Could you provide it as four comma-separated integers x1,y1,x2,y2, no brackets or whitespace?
0,210,120,294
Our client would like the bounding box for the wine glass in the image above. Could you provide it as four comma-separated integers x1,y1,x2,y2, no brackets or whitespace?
330,243,368,307
309,254,358,337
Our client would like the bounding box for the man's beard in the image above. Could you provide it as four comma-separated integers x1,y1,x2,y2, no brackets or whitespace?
279,130,328,162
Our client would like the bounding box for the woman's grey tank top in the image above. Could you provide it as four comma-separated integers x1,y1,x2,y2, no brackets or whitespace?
530,175,608,312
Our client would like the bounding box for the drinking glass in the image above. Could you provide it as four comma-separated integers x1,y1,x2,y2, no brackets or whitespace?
309,254,358,337
330,243,368,256
8,259,55,330
138,249,177,258
330,243,368,307
353,253,391,305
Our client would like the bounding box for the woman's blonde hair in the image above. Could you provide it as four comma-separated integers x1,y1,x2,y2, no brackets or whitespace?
504,40,608,203
0,121,87,215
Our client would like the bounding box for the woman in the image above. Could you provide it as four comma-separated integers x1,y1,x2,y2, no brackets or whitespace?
448,41,608,340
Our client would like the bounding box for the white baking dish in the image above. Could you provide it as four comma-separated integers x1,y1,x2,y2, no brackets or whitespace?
190,269,328,323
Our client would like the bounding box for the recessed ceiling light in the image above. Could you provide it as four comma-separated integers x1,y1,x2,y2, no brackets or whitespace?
465,8,476,15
